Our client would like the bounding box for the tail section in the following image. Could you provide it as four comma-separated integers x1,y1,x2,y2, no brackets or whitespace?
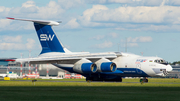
7,17,71,54
34,23,65,54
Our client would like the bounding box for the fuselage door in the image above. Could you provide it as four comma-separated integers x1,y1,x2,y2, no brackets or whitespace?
136,64,142,74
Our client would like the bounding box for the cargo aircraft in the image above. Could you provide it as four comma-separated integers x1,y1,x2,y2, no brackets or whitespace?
7,17,172,82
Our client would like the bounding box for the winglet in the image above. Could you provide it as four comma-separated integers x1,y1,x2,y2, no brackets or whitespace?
6,17,61,26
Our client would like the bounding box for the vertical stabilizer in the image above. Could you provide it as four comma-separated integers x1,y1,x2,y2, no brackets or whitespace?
7,17,71,54
34,23,65,54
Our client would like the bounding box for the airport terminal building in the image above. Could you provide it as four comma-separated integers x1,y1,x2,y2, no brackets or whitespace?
0,58,66,79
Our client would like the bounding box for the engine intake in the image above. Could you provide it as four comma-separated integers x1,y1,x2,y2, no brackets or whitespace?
101,62,117,72
81,63,97,73
95,58,117,72
73,58,97,74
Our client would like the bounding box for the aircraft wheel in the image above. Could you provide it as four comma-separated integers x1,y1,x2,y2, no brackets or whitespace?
117,77,122,82
140,79,143,82
140,79,148,83
86,77,92,81
145,79,148,83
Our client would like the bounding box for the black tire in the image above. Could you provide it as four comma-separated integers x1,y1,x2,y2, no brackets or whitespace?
116,77,122,82
140,79,143,82
86,77,92,81
140,78,148,83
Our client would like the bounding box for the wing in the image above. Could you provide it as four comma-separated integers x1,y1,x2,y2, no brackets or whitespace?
16,52,121,64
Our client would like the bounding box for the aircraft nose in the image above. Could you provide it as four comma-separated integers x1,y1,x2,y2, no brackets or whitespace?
166,65,173,72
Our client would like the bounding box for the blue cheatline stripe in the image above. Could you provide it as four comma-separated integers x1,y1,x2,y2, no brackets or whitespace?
34,23,65,54
117,68,150,77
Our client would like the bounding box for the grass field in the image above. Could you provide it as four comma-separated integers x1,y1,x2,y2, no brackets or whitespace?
0,78,180,101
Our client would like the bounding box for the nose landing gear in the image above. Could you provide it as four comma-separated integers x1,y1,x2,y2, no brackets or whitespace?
140,77,148,83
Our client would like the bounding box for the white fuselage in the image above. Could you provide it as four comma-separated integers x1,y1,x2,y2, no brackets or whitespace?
112,53,172,77
16,52,172,78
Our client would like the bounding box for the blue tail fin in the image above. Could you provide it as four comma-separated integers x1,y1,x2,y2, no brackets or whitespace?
34,23,65,54
6,17,68,54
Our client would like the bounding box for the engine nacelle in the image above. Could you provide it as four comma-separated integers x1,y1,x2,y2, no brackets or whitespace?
73,58,97,73
95,58,117,72
100,62,117,72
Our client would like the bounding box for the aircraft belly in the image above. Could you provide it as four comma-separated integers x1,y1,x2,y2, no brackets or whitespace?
52,63,150,77
117,68,150,77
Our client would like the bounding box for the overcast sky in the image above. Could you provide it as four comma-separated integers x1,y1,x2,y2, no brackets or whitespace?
1,0,180,62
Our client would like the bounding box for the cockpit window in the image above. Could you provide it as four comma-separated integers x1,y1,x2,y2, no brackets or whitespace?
161,60,164,63
154,59,168,65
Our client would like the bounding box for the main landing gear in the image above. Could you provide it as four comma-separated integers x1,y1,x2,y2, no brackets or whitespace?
140,77,148,83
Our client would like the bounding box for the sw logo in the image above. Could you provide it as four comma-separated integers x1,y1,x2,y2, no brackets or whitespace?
40,34,54,41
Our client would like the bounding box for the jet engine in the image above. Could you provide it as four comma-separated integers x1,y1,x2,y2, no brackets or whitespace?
73,58,97,73
95,58,117,72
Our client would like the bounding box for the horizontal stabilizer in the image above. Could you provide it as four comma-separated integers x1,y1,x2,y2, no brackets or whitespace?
6,17,61,26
